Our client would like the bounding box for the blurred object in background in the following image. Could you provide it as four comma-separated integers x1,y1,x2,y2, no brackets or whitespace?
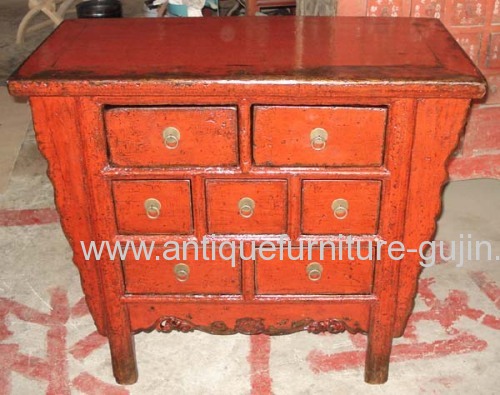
143,0,218,17
16,0,77,44
228,0,295,16
76,0,122,18
296,0,336,16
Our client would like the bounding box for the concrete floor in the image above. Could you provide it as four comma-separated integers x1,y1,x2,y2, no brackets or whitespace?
0,3,499,394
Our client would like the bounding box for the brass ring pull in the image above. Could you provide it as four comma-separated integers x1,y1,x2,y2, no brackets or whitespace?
331,198,349,220
306,262,323,281
163,127,180,149
238,197,255,219
144,198,161,219
310,128,328,151
174,263,190,282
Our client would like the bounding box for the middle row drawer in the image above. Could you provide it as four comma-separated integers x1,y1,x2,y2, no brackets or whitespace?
112,180,381,235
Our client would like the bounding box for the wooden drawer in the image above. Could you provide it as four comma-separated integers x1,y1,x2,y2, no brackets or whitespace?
256,247,374,295
253,106,386,167
301,180,381,235
206,180,287,234
123,248,241,295
105,106,238,167
112,180,193,235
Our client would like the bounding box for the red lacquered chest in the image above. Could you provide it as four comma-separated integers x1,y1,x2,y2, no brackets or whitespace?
8,16,486,384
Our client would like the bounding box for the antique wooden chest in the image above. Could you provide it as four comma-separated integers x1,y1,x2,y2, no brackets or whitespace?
8,16,486,384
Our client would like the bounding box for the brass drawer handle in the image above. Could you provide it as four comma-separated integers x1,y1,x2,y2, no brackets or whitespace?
306,262,323,281
331,198,348,220
238,197,255,218
163,127,180,149
310,128,328,151
174,263,190,282
144,198,161,219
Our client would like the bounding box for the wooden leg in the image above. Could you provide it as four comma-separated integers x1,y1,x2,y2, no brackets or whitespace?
364,318,392,384
108,331,138,384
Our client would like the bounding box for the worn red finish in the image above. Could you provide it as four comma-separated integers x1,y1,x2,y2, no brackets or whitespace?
9,18,484,96
112,180,193,234
301,180,381,235
255,247,374,294
249,335,272,395
253,106,387,167
8,17,485,385
123,248,242,294
105,106,238,167
206,180,288,234
0,208,59,227
0,290,128,394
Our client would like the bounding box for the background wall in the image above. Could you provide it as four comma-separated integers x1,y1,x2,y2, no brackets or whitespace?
335,0,500,180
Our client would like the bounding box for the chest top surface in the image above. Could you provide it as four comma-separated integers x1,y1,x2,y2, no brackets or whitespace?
9,17,485,97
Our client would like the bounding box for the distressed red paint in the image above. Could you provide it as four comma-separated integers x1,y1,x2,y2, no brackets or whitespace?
407,278,484,335
0,208,59,227
0,275,497,390
470,272,500,310
308,333,487,372
0,345,17,395
481,314,500,330
248,335,272,395
69,331,108,361
70,296,90,318
0,288,127,394
71,372,129,395
307,277,497,374
470,271,500,310
448,154,500,180
405,277,500,335
430,240,452,265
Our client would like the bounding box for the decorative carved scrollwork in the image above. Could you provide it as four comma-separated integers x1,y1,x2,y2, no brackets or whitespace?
140,316,365,336
306,318,362,334
157,317,194,333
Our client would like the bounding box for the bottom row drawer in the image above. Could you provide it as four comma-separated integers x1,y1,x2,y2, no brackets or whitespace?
123,248,240,295
123,248,374,295
255,248,374,295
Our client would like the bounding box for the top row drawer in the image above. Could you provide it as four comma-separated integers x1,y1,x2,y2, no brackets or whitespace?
104,105,386,168
105,107,239,167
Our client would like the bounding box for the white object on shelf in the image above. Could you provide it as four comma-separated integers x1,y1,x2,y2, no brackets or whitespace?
169,0,203,16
